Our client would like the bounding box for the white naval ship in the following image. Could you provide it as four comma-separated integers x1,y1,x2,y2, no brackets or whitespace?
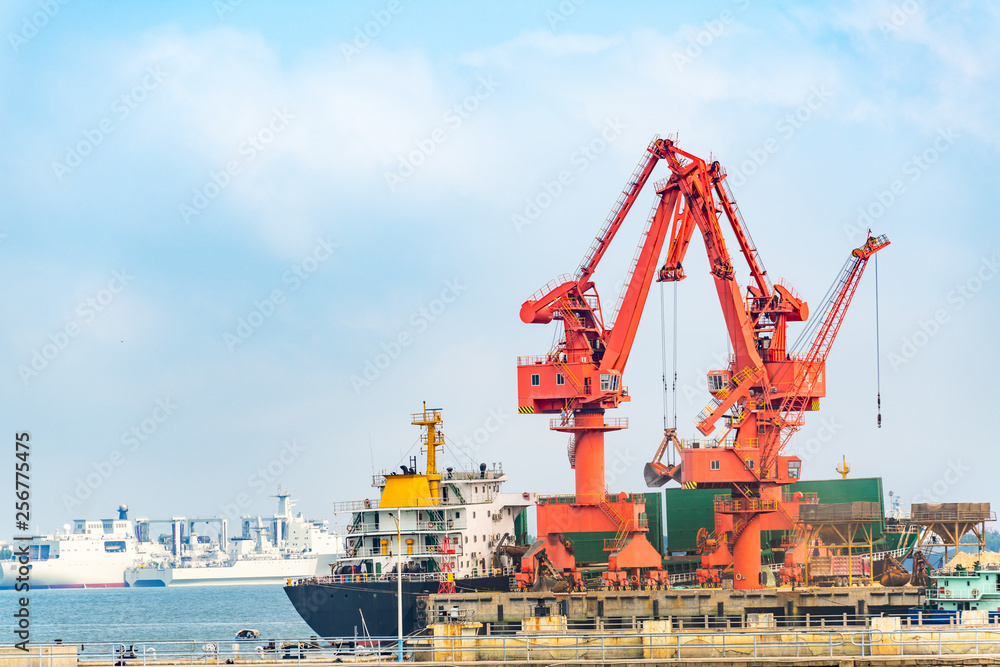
0,506,168,589
124,488,341,586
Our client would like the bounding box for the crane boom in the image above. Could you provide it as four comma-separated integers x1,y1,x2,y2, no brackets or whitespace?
576,137,664,284
769,235,890,467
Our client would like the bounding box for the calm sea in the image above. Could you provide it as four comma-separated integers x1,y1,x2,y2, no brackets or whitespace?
2,585,315,644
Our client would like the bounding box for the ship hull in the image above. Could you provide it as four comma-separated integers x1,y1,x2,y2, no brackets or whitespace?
284,576,510,638
126,554,339,587
0,556,138,589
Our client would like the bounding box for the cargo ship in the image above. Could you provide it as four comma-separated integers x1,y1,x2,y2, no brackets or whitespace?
125,488,340,586
283,405,534,638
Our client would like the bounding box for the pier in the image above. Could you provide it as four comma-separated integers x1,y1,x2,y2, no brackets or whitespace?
423,585,924,628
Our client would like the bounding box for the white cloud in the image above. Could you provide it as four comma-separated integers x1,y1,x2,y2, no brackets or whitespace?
459,30,623,67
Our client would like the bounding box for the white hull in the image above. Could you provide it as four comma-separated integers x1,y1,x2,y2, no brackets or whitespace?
125,553,338,587
0,554,137,589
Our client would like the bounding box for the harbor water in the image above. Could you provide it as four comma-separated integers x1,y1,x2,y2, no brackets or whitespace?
1,585,314,643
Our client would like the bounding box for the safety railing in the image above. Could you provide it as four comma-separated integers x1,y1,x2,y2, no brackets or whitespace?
525,273,574,304
516,354,551,365
344,543,462,559
344,518,468,534
549,416,628,429
537,492,648,506
713,497,778,513
291,570,448,585
928,583,1000,601
23,624,1000,665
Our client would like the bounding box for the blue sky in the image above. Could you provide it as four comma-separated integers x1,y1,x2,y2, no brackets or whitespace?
2,0,998,535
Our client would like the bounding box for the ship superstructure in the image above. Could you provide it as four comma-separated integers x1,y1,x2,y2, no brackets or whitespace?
125,488,340,586
285,404,534,638
0,506,167,589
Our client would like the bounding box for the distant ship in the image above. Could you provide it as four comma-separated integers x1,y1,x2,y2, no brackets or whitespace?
0,506,167,589
125,488,341,586
284,405,533,638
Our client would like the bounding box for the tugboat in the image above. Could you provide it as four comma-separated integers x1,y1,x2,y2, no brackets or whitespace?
914,556,1000,624
283,404,534,638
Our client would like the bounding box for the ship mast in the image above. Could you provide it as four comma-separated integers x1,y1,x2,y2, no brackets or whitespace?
413,402,445,504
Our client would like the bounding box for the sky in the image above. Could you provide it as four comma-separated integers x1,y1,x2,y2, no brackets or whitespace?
2,0,998,539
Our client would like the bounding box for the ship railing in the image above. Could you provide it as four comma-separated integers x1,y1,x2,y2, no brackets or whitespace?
345,518,468,534
332,499,372,513
444,469,505,480
934,568,1000,577
292,571,449,586
927,584,999,601
335,497,494,513
346,544,463,559
371,473,502,487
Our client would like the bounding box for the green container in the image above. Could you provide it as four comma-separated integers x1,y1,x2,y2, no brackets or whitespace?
665,477,885,553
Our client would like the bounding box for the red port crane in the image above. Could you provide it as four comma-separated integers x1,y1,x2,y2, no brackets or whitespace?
645,144,889,588
516,136,684,589
518,135,888,590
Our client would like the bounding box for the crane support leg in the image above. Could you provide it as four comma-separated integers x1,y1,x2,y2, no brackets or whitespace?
733,514,762,590
573,412,607,505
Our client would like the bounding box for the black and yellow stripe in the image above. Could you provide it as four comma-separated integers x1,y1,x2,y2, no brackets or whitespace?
518,406,534,414
683,481,697,490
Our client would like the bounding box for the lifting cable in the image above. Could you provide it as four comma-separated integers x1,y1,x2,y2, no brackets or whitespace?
659,283,669,431
672,282,678,431
659,282,680,462
875,252,882,428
